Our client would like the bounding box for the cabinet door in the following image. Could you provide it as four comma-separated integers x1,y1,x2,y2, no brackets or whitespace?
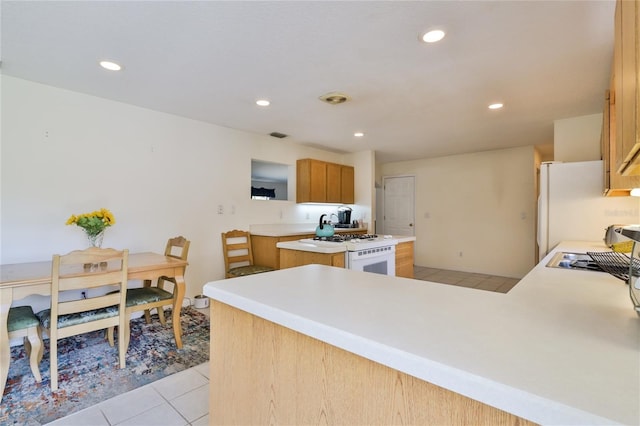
604,86,640,194
309,160,328,201
616,0,640,175
341,166,355,204
297,159,327,203
326,162,342,203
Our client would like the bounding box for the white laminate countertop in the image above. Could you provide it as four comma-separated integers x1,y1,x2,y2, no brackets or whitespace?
276,239,347,254
203,241,640,425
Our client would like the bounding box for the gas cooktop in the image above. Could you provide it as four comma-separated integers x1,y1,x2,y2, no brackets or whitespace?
313,234,378,242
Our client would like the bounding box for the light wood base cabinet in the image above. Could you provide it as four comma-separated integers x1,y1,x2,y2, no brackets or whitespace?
251,235,301,270
280,249,345,269
210,301,537,426
395,241,414,278
252,231,366,270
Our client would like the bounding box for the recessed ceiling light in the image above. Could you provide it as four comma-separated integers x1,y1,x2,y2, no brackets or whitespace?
256,99,270,107
488,103,504,110
99,60,122,71
354,132,365,138
421,30,445,43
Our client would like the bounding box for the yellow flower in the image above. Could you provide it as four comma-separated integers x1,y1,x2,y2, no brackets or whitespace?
65,208,116,237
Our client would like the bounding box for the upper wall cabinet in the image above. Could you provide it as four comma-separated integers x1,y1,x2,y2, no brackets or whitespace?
603,86,640,195
614,0,640,176
296,159,355,204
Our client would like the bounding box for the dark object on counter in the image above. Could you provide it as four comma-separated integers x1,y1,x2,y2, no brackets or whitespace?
337,206,352,226
587,251,638,283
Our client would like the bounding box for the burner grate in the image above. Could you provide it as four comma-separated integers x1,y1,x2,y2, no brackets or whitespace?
587,251,640,283
313,234,378,242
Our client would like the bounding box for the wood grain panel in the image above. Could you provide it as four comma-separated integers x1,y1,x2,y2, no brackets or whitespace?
341,165,355,204
326,162,342,204
250,235,280,270
210,301,538,426
280,249,345,269
395,241,414,278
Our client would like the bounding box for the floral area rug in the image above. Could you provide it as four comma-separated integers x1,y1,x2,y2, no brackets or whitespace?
0,307,209,425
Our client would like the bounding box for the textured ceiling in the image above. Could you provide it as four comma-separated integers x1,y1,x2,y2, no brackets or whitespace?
1,1,615,163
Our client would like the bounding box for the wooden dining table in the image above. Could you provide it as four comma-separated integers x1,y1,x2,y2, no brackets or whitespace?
0,252,188,398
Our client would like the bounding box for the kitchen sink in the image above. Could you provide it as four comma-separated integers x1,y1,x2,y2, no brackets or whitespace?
546,252,603,272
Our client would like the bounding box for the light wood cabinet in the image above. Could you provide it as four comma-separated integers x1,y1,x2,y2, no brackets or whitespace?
326,162,342,203
341,165,355,204
297,159,355,204
614,0,640,176
395,241,414,278
279,249,345,269
252,230,366,270
603,86,640,194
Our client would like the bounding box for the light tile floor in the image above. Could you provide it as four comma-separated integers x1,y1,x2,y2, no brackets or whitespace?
46,269,518,425
413,265,520,293
45,362,210,426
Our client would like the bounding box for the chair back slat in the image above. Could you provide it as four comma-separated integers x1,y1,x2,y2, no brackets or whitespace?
58,270,128,291
221,230,256,274
58,292,121,316
58,247,127,266
165,236,190,261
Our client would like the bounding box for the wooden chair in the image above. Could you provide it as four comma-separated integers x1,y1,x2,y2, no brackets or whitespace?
110,236,190,350
221,230,274,278
37,247,128,391
7,306,43,383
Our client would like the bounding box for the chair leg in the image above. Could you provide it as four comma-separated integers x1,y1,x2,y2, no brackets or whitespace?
124,317,131,353
50,333,58,391
23,327,42,383
106,326,115,347
118,317,129,368
157,306,166,325
143,309,152,324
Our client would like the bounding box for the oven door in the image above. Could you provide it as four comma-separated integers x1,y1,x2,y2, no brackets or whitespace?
346,246,396,276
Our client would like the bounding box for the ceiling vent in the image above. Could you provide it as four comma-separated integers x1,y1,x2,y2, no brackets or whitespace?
319,92,351,105
270,132,288,139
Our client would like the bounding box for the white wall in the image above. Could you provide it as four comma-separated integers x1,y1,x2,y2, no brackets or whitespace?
1,76,374,308
554,113,603,162
381,146,536,278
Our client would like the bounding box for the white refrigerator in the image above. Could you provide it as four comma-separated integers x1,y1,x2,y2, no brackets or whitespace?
537,160,640,261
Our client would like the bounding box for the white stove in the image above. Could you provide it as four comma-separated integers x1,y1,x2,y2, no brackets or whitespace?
302,234,398,275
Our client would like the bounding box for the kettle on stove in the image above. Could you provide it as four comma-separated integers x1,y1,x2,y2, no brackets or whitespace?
315,214,335,237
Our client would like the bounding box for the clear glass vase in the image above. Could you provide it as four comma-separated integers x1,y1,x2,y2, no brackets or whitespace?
87,231,104,248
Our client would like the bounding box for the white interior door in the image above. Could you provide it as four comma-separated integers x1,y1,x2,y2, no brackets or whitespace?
383,176,415,236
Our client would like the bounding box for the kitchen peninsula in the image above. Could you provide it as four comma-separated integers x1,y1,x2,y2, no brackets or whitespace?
248,224,368,270
249,223,415,277
203,241,640,425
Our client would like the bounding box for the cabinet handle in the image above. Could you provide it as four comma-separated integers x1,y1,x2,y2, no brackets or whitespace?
409,223,413,227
